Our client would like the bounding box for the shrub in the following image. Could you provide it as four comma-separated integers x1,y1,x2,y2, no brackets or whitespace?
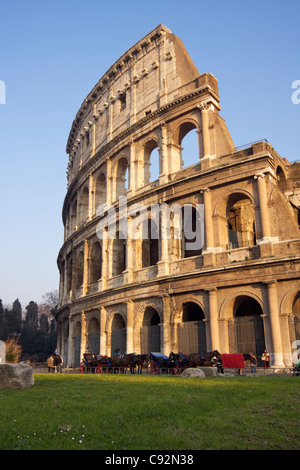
5,336,22,363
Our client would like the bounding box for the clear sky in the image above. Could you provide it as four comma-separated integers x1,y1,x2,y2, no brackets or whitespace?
0,0,299,308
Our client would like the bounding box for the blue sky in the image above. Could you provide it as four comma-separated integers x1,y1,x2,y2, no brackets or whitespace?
0,0,299,308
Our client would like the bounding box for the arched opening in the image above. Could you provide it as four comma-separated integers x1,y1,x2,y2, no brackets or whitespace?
142,218,159,267
88,317,100,355
111,313,126,355
66,254,72,295
74,251,84,291
182,206,203,258
292,292,300,341
115,157,129,198
112,231,126,276
231,296,265,365
227,194,256,249
95,173,106,212
74,321,81,368
140,306,161,354
90,241,102,284
144,139,159,184
70,198,77,232
276,166,288,192
79,187,89,225
180,124,199,168
178,302,206,353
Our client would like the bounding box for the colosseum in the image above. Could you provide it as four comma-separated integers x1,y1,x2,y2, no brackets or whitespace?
56,24,300,369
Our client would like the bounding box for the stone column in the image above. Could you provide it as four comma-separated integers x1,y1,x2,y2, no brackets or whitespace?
255,173,272,242
106,158,112,205
200,103,211,159
124,216,134,283
208,288,220,351
82,239,89,296
202,189,216,266
157,204,170,276
162,295,171,356
81,311,88,357
101,227,108,290
159,123,168,184
266,281,285,367
203,189,214,251
128,141,136,195
100,306,107,355
126,301,134,353
68,316,75,368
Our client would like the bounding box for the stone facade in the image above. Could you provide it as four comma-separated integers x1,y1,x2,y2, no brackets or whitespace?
56,25,300,368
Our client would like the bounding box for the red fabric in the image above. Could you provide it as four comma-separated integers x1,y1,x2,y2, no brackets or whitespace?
222,354,245,368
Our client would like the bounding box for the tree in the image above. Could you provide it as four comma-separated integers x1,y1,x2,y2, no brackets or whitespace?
23,301,39,330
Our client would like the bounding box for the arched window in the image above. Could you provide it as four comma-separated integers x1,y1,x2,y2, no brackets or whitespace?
70,198,77,232
79,187,89,225
276,166,288,192
180,124,199,168
144,139,159,184
90,241,102,284
182,206,203,258
88,318,100,355
178,302,206,353
140,306,161,354
112,231,126,276
74,321,81,367
115,157,129,198
111,313,126,355
232,296,265,364
94,173,106,212
74,250,84,290
142,218,159,267
227,194,256,249
293,292,300,341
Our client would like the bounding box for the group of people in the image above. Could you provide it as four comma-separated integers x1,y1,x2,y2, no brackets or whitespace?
245,349,270,373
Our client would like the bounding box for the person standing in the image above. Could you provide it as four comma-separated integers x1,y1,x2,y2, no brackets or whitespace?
262,349,270,368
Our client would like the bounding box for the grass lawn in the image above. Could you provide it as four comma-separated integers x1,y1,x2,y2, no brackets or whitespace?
0,374,299,450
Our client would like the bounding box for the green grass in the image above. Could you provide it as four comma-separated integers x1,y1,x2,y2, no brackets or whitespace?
0,374,299,450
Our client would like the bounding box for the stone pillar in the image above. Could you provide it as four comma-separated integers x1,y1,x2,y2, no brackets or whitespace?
202,189,216,266
101,227,108,290
162,295,171,356
208,288,220,351
200,103,211,159
266,281,285,367
82,239,89,296
157,205,170,276
68,316,75,368
106,158,112,205
81,311,88,356
255,174,272,243
203,189,214,251
88,173,94,219
126,301,134,353
159,123,169,184
124,216,134,283
128,141,136,195
100,306,107,355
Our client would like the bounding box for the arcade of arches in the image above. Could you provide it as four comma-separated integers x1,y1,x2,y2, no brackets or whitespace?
57,25,300,369
58,288,300,368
